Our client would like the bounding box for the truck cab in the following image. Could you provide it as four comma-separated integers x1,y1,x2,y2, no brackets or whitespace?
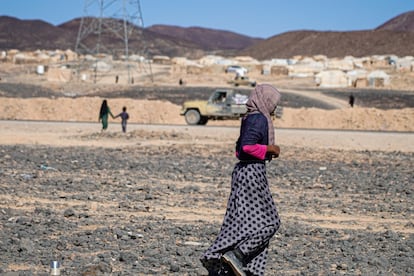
206,90,247,116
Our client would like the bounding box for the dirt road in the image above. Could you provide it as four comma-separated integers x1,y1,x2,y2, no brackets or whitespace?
1,120,413,152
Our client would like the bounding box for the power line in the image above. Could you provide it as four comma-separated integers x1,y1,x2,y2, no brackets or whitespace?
75,0,153,84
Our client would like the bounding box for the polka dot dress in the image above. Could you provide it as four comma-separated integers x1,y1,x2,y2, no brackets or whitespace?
201,162,281,275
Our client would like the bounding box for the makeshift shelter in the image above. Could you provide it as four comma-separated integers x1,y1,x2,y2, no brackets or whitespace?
270,66,289,76
198,55,224,66
313,55,328,62
171,57,190,66
395,56,414,71
367,70,390,87
325,58,354,71
288,62,324,77
13,53,37,64
315,70,348,88
153,55,171,65
64,49,78,61
186,64,204,74
47,67,73,82
347,69,368,87
233,56,258,63
288,57,324,77
93,61,112,72
126,54,145,62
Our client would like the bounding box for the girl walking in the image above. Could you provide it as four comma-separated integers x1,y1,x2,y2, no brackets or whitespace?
201,84,282,276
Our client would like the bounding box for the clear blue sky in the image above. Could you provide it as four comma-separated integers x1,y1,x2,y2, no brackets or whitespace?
1,0,413,38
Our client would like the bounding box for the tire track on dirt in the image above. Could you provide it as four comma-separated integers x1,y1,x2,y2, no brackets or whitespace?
282,88,349,109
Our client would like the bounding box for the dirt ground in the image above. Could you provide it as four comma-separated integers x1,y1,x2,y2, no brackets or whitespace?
0,121,413,275
1,121,413,153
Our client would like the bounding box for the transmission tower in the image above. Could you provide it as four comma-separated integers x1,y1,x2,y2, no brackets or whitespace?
75,0,153,84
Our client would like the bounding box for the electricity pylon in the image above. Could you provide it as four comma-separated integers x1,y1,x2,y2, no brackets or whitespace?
75,0,153,84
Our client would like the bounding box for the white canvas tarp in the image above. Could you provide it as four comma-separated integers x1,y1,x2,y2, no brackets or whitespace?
315,70,348,88
47,67,72,82
368,70,390,87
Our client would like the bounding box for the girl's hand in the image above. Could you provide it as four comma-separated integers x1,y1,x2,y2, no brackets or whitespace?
267,145,280,158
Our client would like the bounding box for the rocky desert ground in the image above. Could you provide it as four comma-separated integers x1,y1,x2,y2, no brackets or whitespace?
0,61,413,275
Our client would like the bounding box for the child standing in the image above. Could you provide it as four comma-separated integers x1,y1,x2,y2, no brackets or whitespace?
115,106,130,133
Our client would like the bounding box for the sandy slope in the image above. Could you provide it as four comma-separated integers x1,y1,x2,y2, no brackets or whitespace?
0,97,413,132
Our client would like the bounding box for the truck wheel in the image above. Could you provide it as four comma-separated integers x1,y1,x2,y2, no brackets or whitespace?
199,116,209,125
185,109,201,125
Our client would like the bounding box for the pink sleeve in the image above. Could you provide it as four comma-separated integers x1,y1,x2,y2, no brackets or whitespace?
242,144,267,160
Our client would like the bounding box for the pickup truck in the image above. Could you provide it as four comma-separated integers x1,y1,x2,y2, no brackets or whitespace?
180,89,248,125
180,89,283,125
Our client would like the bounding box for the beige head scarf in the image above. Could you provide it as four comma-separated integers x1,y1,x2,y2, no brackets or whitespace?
245,84,281,145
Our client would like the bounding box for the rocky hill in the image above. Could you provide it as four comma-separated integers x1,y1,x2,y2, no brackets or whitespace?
240,29,414,59
0,16,258,58
0,11,413,59
0,16,74,50
147,24,262,52
241,11,414,59
376,10,414,32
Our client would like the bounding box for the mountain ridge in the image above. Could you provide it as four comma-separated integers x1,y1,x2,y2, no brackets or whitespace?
0,11,413,59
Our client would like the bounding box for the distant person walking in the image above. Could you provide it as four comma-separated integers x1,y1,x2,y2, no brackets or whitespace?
115,106,130,133
200,84,282,276
98,99,115,131
349,93,355,108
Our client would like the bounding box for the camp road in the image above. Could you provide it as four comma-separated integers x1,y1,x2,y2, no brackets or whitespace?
1,120,413,152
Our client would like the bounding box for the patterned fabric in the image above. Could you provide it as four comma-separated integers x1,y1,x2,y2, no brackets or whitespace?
245,84,281,145
201,162,281,275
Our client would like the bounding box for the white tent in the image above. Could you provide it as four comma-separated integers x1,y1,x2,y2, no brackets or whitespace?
368,70,390,87
347,69,368,87
315,70,348,88
288,58,324,77
325,58,354,71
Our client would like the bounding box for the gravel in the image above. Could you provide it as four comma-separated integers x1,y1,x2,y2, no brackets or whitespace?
0,140,412,275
